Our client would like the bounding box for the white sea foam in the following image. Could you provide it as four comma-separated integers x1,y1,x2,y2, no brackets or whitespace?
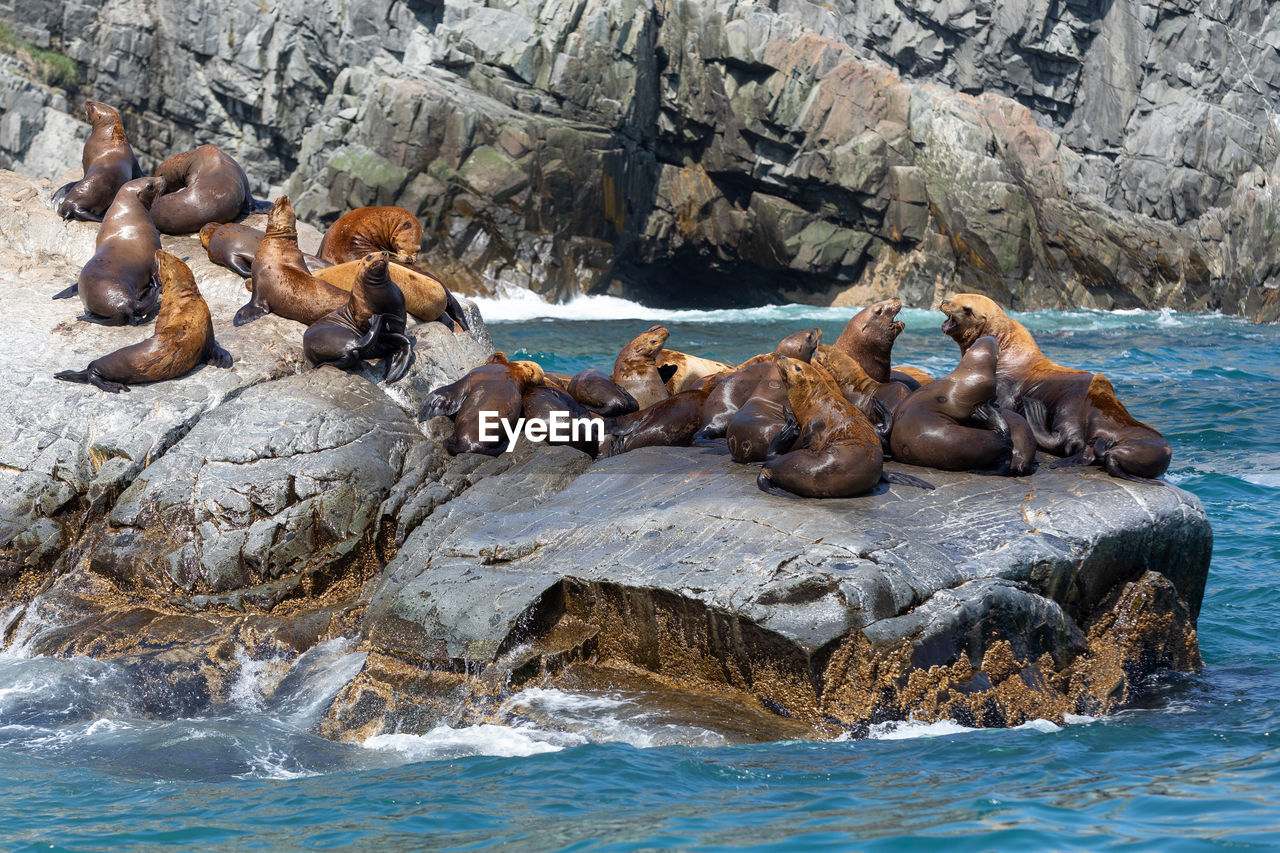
867,719,977,740
363,725,579,761
866,716,1067,740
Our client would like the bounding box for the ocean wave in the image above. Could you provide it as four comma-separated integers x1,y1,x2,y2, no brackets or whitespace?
363,725,578,761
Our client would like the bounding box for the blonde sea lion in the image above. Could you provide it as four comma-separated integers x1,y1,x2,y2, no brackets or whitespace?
657,349,733,394
312,258,468,330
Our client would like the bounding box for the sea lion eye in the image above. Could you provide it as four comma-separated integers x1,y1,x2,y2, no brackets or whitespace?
963,307,973,315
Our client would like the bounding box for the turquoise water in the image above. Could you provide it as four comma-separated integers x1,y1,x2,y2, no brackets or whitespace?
3,300,1279,850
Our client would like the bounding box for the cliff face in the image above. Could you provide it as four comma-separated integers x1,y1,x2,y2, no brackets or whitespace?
2,1,1278,317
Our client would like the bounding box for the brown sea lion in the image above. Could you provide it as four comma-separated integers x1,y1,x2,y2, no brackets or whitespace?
812,344,912,414
234,197,349,326
758,358,934,499
150,145,260,235
726,372,793,464
940,293,1172,481
52,175,165,325
318,206,422,265
418,352,546,456
303,252,413,383
599,386,713,457
696,328,821,440
612,325,671,410
520,385,608,458
312,258,468,330
199,222,330,278
889,336,1035,475
832,297,928,389
51,101,144,222
54,251,232,392
566,369,638,416
657,349,732,394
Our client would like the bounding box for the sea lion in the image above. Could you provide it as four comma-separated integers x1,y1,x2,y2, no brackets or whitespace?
657,349,732,394
940,293,1172,481
234,196,350,326
520,385,607,458
318,206,422,265
51,101,144,222
725,371,793,464
566,368,638,416
150,145,259,235
199,222,330,278
418,352,546,456
599,386,713,457
312,258,469,330
758,358,934,499
612,324,671,410
54,250,232,392
832,297,929,389
303,252,414,383
52,175,165,325
889,336,1035,475
812,344,913,414
696,328,821,440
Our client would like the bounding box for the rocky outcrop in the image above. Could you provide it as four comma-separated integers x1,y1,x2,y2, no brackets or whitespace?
1,1,1277,318
0,168,1210,741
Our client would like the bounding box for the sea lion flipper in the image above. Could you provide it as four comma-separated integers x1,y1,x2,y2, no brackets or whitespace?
52,282,79,299
881,471,935,490
756,469,801,499
443,289,470,332
1048,449,1093,469
206,341,233,369
1102,455,1163,485
418,382,465,420
766,410,800,459
51,181,75,208
228,253,254,278
234,299,269,326
352,313,385,351
382,333,414,384
869,396,894,446
1019,396,1058,446
55,365,128,393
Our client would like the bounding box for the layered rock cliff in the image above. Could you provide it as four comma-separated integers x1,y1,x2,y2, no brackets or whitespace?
0,169,1210,740
2,1,1278,317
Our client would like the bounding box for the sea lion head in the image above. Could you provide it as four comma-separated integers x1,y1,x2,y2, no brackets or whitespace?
776,327,821,361
628,325,670,359
123,175,166,208
862,298,905,347
511,360,546,388
266,196,297,236
360,251,393,285
940,293,1003,350
391,215,421,261
198,222,222,250
154,249,197,297
776,355,815,391
486,351,510,365
83,101,121,126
